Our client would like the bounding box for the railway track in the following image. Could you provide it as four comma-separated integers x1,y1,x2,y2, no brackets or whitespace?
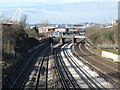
63,43,106,89
72,43,119,88
9,48,44,89
4,42,117,89
54,47,80,89
7,45,50,89
81,43,120,75
24,47,51,89
53,43,110,89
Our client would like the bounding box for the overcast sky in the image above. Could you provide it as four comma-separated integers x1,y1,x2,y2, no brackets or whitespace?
0,0,119,24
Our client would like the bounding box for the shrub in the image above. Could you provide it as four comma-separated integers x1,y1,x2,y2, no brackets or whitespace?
103,30,115,44
89,33,100,44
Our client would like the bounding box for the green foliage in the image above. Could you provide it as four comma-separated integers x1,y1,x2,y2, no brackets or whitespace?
103,30,115,44
87,25,118,45
89,33,100,44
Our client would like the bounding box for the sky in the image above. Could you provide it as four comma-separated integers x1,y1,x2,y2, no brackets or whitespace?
0,0,119,24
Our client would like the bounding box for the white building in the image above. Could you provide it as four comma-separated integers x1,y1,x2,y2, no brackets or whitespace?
38,27,47,33
112,20,118,26
55,28,66,32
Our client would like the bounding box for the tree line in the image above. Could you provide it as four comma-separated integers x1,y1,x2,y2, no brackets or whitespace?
86,25,118,45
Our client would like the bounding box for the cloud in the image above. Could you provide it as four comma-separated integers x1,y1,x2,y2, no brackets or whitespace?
0,1,118,24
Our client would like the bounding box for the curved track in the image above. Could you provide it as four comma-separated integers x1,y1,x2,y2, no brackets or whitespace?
54,47,80,89
54,43,111,89
63,43,106,89
5,42,118,89
72,43,120,88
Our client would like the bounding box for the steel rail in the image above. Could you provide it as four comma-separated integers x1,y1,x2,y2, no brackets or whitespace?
54,48,69,89
59,46,81,89
55,47,80,89
35,47,50,90
65,44,105,89
63,44,95,88
10,47,44,89
77,43,120,88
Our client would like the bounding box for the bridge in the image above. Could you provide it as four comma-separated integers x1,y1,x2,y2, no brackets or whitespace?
62,35,85,38
60,35,86,44
48,30,86,44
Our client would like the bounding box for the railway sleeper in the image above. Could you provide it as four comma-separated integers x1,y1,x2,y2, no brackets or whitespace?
72,45,119,89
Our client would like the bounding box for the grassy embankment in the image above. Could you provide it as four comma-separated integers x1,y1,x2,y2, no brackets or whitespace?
86,25,119,55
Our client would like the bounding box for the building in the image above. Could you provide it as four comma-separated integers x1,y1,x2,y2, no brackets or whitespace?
55,27,66,32
46,26,56,32
38,27,47,33
112,20,118,26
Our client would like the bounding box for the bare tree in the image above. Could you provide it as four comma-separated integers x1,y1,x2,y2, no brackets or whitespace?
19,14,27,29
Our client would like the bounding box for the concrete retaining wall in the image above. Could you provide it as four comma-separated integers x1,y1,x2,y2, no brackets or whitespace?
101,51,120,62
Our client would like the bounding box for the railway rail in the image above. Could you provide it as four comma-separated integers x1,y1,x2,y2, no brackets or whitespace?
4,41,117,89
53,43,111,89
81,43,120,75
63,43,106,89
6,45,50,89
9,48,44,89
24,47,51,89
54,47,80,89
72,43,119,88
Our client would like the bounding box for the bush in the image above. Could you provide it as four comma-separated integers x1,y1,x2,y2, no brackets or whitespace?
86,25,118,45
103,30,115,44
89,33,100,44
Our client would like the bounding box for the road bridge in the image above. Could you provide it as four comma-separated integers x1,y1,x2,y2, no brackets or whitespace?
60,35,86,44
